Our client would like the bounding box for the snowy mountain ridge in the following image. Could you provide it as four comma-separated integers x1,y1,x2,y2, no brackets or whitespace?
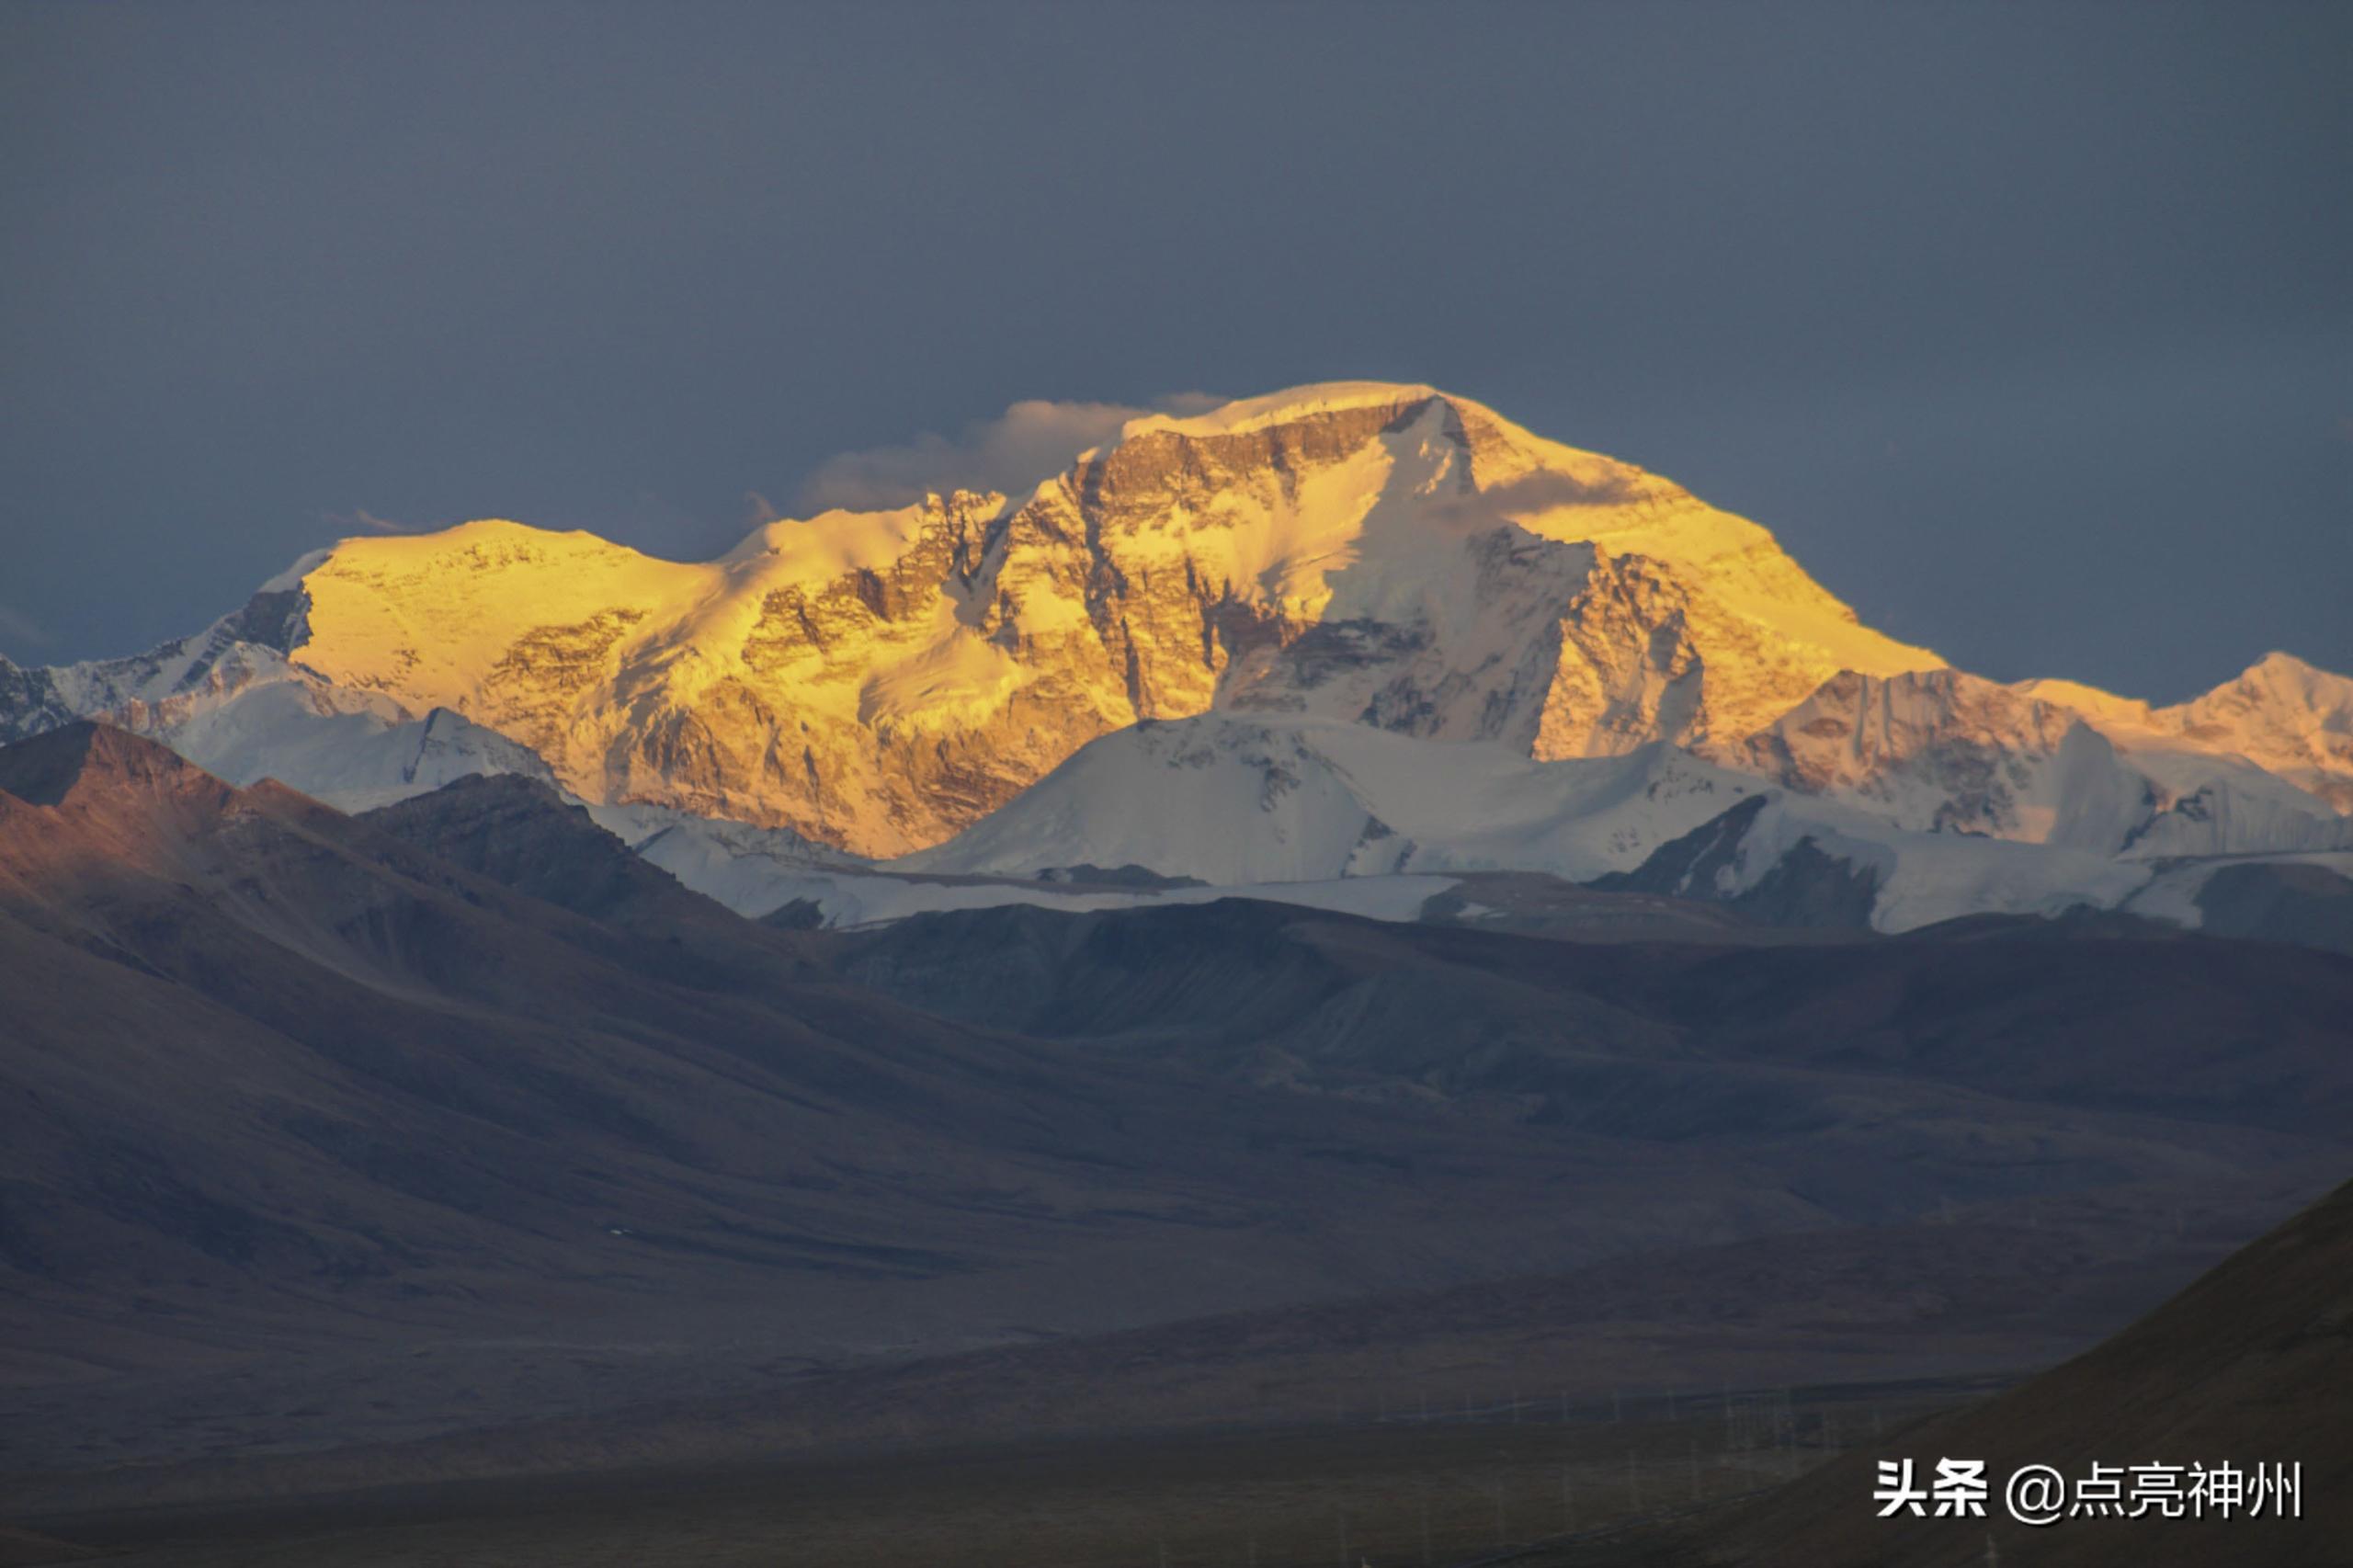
13,384,1956,856
2,381,2346,933
893,711,2346,933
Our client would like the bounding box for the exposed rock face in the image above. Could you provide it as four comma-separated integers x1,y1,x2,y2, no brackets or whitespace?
1591,798,1881,928
1730,664,2353,857
1731,669,2097,836
0,610,303,744
0,656,74,743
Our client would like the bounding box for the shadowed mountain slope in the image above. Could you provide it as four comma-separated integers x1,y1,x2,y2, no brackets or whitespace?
6,730,1603,1328
5,736,2349,1537
358,770,827,989
1696,1178,2353,1566
0,730,1893,1474
835,896,2353,1142
2192,858,2353,956
0,725,1172,1298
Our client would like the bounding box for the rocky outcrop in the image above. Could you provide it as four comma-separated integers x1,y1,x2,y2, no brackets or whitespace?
1726,663,2353,857
1728,668,2090,835
0,656,73,743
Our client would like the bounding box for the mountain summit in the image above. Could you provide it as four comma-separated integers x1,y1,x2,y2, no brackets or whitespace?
202,384,1939,854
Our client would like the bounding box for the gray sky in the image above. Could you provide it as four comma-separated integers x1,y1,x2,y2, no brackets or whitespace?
3,1,2346,700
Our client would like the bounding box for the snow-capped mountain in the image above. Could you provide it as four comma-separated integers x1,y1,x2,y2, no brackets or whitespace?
36,383,1939,857
0,595,554,814
1727,665,2353,858
2025,653,2353,813
2,381,2346,934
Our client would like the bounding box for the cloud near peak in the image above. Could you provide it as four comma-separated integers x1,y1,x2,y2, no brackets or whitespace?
0,603,50,654
795,393,1222,513
320,508,426,536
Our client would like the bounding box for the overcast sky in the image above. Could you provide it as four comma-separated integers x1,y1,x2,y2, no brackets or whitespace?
3,2,2346,699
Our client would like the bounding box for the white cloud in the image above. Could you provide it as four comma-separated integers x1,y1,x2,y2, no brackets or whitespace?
795,393,1223,513
320,507,423,535
0,604,51,652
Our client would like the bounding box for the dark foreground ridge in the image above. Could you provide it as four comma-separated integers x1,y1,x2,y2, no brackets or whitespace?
1647,1177,2353,1566
1,732,2347,1563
